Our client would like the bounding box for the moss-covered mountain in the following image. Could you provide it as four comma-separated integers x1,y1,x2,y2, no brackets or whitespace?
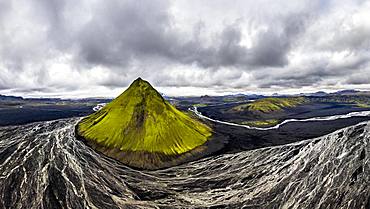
231,97,307,113
76,78,217,169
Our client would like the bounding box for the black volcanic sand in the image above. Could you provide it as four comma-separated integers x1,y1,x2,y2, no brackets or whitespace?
186,102,370,153
0,105,94,126
207,116,370,153
199,102,370,123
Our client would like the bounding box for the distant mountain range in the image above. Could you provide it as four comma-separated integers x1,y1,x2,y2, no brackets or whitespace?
0,94,23,101
302,89,370,97
0,94,111,103
1,89,370,102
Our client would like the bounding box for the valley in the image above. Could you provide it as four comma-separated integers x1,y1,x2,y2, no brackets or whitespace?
1,91,370,208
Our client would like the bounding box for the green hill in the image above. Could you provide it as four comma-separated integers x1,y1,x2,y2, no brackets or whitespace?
76,78,213,169
232,97,307,113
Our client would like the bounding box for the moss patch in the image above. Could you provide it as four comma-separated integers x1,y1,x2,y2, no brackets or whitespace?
194,103,208,107
240,119,279,127
232,97,307,113
356,103,370,108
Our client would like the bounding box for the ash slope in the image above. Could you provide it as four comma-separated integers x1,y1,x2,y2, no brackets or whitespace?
0,118,369,209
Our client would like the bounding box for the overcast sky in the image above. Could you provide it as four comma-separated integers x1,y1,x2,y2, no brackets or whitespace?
0,0,369,98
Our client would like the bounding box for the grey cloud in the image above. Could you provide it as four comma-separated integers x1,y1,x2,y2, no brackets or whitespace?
0,81,7,90
10,87,54,94
73,1,310,71
251,14,308,67
345,72,370,85
76,0,173,67
258,75,324,88
153,67,244,88
334,28,370,51
254,53,370,89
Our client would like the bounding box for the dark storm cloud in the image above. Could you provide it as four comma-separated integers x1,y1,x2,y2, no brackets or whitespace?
73,2,306,70
0,0,369,96
250,14,307,67
255,54,370,89
345,75,370,85
75,1,173,67
173,17,304,69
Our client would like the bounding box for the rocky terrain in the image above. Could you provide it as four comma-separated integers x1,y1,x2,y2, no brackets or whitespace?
0,118,369,208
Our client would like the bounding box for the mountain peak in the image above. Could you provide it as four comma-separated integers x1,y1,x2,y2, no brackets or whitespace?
129,77,157,92
76,79,217,170
132,77,151,86
130,77,150,87
133,76,144,83
115,77,163,105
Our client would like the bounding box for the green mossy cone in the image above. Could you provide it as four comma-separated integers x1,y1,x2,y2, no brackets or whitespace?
76,78,214,169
